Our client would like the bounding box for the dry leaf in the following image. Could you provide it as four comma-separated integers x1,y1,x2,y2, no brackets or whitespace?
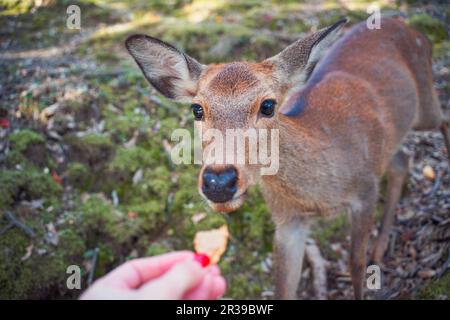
418,269,436,279
162,139,172,154
21,244,34,261
128,211,137,220
422,165,435,180
51,170,63,185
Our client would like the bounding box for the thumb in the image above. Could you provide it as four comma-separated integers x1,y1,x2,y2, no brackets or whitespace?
136,260,206,300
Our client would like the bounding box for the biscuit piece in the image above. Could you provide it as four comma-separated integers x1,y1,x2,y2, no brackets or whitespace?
194,225,229,264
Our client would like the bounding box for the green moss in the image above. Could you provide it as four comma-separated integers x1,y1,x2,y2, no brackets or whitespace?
81,133,112,146
59,229,86,258
79,196,121,237
0,166,62,208
433,40,450,60
126,200,166,227
408,13,447,44
94,51,120,63
146,242,172,257
102,105,153,142
0,0,36,15
9,129,45,153
66,162,92,190
150,166,172,192
109,146,159,174
94,245,115,278
0,230,30,298
417,272,450,300
226,274,261,298
65,134,115,168
0,218,86,299
3,150,27,168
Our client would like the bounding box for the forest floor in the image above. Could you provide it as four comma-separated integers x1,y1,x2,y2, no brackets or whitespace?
0,0,449,299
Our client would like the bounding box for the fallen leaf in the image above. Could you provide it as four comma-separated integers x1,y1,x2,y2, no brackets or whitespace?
401,230,414,242
21,244,34,261
128,211,137,220
39,103,59,123
162,139,172,154
422,165,435,180
51,170,63,185
132,169,143,185
0,118,10,129
124,130,139,148
418,269,436,279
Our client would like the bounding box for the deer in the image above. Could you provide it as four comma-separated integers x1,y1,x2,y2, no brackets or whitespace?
125,17,450,299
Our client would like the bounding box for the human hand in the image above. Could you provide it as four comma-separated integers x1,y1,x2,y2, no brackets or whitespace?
80,251,226,300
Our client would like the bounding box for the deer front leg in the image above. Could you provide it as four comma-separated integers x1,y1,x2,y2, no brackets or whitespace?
274,218,309,299
350,184,377,300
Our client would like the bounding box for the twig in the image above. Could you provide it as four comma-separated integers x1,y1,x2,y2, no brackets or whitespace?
164,192,174,221
2,211,36,238
87,247,100,287
388,231,397,257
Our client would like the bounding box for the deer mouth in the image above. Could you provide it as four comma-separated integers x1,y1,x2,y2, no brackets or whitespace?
206,190,247,213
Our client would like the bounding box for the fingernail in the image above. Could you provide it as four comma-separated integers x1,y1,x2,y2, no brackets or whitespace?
193,253,210,268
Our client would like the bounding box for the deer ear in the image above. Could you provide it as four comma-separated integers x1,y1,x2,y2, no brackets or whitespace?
265,18,347,86
125,35,206,102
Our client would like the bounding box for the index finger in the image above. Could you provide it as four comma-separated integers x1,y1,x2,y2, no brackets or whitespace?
99,251,194,289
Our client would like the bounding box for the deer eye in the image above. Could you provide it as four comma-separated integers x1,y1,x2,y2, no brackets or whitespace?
259,99,276,117
191,104,204,120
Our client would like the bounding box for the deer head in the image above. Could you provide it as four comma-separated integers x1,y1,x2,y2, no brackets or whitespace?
125,19,346,213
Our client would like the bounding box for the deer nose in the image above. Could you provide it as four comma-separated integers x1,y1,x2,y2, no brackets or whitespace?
202,166,238,203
